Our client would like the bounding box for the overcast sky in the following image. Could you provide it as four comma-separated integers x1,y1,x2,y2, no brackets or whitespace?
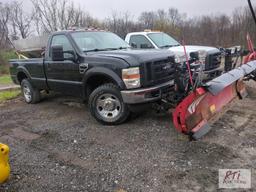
2,0,255,20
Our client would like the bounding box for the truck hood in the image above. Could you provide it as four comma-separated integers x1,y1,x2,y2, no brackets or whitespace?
90,49,174,67
169,45,219,56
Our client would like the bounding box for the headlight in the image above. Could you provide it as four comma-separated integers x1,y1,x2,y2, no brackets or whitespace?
175,55,186,64
122,67,141,89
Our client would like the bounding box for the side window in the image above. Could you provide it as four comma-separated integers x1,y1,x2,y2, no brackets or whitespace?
51,35,74,59
129,35,154,49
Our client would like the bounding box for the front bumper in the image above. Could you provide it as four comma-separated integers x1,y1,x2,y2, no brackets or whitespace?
203,65,223,74
121,80,174,104
204,65,223,77
197,65,223,81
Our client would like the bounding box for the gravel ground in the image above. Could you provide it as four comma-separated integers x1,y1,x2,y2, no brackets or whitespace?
0,82,256,192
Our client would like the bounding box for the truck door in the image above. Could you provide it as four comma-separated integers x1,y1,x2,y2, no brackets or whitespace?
45,34,83,96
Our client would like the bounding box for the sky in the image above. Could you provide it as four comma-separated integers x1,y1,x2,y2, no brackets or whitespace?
1,0,255,20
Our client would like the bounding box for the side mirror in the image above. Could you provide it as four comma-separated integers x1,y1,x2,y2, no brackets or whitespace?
130,42,137,48
63,50,76,61
51,45,64,61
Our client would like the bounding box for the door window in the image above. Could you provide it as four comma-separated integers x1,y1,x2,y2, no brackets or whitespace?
130,35,154,49
50,35,74,59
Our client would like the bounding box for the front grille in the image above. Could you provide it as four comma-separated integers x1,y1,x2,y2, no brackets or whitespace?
142,57,175,87
205,52,222,70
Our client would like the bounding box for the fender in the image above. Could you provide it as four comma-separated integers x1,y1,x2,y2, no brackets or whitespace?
82,67,126,98
16,66,32,81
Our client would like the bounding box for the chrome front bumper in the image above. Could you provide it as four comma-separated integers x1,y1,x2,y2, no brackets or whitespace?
121,80,174,104
203,65,224,74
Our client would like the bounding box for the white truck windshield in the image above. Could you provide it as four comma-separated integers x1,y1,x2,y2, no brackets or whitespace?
147,33,180,48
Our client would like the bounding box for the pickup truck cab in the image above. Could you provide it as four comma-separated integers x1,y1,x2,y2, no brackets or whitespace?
125,31,223,77
10,29,176,125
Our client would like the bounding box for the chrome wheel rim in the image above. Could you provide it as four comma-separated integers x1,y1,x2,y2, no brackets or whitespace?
96,93,122,122
23,85,32,102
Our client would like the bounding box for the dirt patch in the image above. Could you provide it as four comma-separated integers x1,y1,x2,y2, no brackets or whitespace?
0,83,256,191
11,128,41,141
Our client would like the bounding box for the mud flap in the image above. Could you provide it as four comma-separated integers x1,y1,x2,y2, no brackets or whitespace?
173,61,256,140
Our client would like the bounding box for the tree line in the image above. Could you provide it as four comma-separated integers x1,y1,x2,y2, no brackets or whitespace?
0,0,256,50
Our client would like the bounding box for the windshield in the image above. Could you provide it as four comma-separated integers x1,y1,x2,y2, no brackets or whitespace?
71,31,130,52
147,33,180,48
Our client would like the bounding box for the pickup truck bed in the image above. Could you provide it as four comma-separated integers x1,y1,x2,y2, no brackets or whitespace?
10,58,47,90
13,35,48,58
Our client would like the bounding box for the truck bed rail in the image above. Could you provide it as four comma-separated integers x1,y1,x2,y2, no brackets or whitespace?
12,35,49,58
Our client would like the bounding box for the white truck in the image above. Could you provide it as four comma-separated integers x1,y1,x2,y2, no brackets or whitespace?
125,31,223,77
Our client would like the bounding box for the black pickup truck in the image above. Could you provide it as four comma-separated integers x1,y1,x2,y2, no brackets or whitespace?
10,30,176,125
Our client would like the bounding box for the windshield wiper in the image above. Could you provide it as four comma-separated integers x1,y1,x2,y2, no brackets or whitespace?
84,48,116,52
118,46,130,49
85,47,129,52
160,44,180,48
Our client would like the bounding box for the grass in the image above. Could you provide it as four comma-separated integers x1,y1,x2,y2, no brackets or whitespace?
0,50,17,75
0,75,12,85
0,65,9,75
0,90,20,102
0,51,17,61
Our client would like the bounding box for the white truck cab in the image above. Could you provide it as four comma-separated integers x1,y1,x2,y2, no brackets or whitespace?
125,30,223,76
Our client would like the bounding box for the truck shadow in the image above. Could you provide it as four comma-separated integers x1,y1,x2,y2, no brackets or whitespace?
38,91,173,126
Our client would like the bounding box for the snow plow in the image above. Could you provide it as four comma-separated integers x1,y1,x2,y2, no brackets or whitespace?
172,59,256,140
171,0,256,140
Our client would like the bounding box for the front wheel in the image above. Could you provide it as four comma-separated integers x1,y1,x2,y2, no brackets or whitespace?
21,79,41,104
88,83,130,125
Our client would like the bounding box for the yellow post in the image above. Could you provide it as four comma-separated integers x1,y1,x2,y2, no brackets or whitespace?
0,143,10,184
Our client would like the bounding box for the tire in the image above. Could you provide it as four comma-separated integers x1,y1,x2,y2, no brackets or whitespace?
21,79,41,104
88,83,130,125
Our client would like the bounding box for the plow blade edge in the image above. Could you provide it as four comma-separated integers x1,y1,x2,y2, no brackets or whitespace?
173,61,256,140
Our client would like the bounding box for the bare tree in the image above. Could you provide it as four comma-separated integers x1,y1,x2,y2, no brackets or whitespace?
0,2,11,49
10,1,34,39
139,11,156,29
31,0,61,32
77,11,101,28
1,0,255,48
105,12,119,34
104,11,139,38
58,1,82,29
31,0,97,33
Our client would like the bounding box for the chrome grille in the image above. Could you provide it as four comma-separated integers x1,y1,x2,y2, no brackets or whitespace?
205,52,222,70
143,57,175,86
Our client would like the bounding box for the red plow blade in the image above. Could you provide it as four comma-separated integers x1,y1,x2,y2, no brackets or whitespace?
173,61,256,140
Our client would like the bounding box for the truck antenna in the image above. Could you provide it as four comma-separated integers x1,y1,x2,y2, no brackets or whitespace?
248,0,256,26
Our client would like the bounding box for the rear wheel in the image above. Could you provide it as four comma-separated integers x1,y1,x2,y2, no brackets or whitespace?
21,79,40,104
88,83,130,125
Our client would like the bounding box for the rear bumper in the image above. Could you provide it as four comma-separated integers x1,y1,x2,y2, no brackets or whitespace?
121,80,174,104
